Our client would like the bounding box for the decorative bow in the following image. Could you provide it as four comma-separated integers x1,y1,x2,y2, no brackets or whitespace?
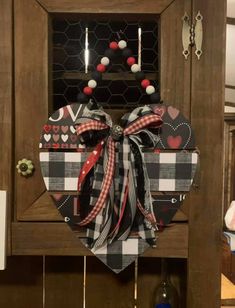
75,101,163,250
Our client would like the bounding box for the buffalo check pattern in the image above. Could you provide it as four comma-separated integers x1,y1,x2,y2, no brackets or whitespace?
80,237,150,273
40,151,198,192
79,138,116,226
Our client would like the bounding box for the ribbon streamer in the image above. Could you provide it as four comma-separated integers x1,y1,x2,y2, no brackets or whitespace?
75,102,163,250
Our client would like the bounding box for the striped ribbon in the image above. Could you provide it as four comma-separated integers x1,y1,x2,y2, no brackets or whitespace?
76,104,162,248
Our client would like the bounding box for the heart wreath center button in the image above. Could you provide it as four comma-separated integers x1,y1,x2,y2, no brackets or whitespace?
111,125,123,141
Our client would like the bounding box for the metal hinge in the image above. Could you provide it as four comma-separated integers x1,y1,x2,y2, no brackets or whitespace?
182,11,203,60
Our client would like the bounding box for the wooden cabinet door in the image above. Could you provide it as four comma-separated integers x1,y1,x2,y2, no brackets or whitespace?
6,0,225,307
12,0,193,262
14,0,191,222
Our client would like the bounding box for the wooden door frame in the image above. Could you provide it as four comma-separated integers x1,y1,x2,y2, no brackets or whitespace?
0,0,226,307
224,114,235,218
0,0,13,255
188,0,226,307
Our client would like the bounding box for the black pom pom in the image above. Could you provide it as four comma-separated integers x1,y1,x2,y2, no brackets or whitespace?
104,48,117,60
122,48,132,58
150,92,161,104
91,71,102,81
135,71,145,81
77,92,89,103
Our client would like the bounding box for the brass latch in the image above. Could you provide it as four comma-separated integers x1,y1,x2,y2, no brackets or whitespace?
182,11,203,60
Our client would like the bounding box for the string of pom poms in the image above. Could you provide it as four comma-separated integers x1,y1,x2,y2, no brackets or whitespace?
77,39,160,104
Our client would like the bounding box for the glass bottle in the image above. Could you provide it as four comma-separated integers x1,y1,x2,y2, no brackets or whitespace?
153,258,179,308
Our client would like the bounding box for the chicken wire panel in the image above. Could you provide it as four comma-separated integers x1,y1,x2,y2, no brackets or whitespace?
52,15,159,110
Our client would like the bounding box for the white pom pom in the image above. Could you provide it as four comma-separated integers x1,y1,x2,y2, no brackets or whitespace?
118,40,127,49
101,57,110,66
131,64,140,73
88,79,97,88
146,85,155,95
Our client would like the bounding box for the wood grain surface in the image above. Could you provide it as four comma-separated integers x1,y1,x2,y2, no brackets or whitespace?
160,0,192,219
11,222,188,257
86,257,135,308
160,0,191,116
187,0,226,307
37,0,174,13
45,256,84,308
0,257,43,308
14,0,52,220
0,0,12,254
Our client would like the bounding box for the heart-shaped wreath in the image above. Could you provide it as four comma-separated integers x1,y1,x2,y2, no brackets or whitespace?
39,39,199,273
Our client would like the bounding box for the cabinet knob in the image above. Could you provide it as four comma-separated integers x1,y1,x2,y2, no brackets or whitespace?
16,158,34,177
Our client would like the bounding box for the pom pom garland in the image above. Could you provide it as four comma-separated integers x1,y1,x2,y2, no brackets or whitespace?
118,40,127,49
141,79,150,88
150,92,160,103
91,71,102,81
135,71,145,81
88,79,97,89
96,64,106,73
83,86,93,96
146,85,155,95
78,39,158,103
101,57,110,66
122,48,132,58
109,41,119,50
131,64,141,73
104,48,116,60
77,92,88,102
127,57,136,66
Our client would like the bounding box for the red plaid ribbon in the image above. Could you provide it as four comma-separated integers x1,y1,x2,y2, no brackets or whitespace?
76,120,108,135
76,113,162,226
78,137,115,226
124,114,163,136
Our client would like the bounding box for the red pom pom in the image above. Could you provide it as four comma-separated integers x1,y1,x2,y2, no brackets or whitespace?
83,86,93,96
96,64,106,73
127,57,136,66
109,41,119,50
141,79,150,88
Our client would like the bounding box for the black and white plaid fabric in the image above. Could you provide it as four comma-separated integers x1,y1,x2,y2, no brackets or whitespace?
82,237,149,274
40,151,198,192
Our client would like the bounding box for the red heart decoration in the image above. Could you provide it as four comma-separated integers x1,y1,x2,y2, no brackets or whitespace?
53,134,60,142
167,135,182,149
44,124,52,133
53,125,60,133
70,134,77,142
44,143,51,148
52,143,60,149
61,125,69,133
63,108,70,119
168,106,180,120
61,143,69,148
153,106,165,117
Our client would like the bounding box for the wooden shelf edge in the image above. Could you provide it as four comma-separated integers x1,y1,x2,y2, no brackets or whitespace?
11,222,188,257
62,72,158,81
221,298,235,306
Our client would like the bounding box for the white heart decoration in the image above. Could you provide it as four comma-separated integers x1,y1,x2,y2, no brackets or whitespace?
44,134,51,142
61,134,68,142
70,126,76,134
